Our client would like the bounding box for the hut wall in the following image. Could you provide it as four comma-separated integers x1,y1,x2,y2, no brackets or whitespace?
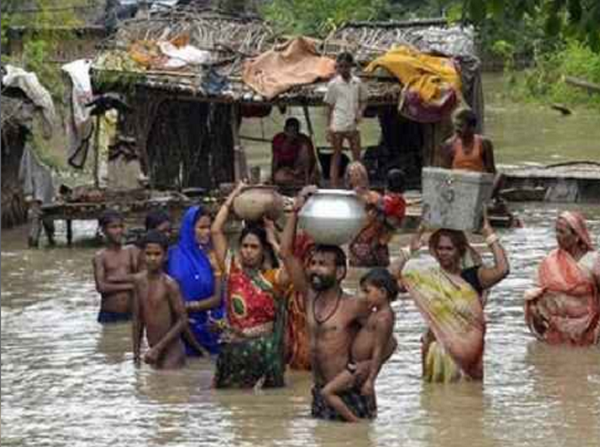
1,127,28,228
122,91,235,190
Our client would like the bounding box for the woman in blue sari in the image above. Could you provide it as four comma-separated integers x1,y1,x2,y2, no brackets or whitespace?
167,206,225,355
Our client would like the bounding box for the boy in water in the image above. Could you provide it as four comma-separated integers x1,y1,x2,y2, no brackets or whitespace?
320,268,398,422
93,209,139,323
132,231,207,369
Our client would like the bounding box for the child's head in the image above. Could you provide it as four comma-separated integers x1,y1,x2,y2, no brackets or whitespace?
99,209,124,244
360,267,399,306
142,230,169,271
386,168,405,194
145,209,172,239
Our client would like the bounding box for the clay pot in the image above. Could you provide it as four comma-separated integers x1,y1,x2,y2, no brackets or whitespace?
298,189,366,245
232,186,284,221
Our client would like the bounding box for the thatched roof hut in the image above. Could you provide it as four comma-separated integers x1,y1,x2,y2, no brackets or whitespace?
92,6,483,191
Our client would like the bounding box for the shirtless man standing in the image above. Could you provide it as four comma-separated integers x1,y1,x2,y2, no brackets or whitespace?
280,187,376,421
93,209,138,323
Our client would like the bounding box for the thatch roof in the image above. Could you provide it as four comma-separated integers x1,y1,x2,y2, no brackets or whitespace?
92,6,478,105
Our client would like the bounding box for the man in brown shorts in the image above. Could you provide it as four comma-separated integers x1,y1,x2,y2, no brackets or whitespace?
324,52,368,188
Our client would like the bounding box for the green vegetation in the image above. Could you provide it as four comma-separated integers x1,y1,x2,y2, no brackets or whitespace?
510,40,600,109
261,0,392,36
1,0,87,99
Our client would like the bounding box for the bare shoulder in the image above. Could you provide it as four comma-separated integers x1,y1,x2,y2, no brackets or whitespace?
164,274,181,292
372,309,395,333
347,293,369,315
93,249,107,263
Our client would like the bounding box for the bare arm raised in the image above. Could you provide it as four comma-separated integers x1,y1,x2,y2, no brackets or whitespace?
279,187,317,296
477,210,510,289
211,182,246,270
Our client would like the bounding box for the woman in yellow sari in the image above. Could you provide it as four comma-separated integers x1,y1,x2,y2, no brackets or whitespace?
396,215,509,382
525,211,600,346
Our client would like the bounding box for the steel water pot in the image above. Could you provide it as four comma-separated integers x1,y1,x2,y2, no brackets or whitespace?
298,189,366,245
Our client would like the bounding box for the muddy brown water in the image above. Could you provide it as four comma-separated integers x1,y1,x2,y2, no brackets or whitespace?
2,204,600,447
2,73,600,446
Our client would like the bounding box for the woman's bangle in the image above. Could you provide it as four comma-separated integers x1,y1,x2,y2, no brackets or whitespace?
485,233,500,246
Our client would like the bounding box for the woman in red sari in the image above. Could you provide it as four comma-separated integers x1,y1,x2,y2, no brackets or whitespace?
211,183,290,388
525,211,600,346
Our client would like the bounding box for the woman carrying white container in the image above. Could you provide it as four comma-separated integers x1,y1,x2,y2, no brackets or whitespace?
392,212,509,382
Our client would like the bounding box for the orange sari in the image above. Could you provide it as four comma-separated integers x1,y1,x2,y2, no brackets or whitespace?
525,249,600,346
285,232,314,370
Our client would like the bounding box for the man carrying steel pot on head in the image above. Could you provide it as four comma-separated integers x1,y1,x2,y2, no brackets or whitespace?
280,186,396,422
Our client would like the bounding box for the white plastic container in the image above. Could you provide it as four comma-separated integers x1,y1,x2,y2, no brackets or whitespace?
421,167,494,231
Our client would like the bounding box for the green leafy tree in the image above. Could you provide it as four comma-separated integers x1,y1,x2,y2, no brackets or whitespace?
458,0,600,51
261,0,391,36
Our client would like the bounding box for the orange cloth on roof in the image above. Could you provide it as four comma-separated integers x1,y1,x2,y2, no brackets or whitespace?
243,37,336,99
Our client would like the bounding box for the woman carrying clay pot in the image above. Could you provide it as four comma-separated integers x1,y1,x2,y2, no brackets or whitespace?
211,182,291,388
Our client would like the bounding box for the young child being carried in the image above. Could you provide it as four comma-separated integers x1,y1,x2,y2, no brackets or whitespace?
132,231,208,369
93,209,139,323
321,268,398,422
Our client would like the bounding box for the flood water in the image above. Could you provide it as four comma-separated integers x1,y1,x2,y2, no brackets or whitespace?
2,74,600,446
2,204,600,447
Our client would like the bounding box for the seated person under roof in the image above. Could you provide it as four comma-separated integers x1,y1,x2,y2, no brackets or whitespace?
271,118,318,187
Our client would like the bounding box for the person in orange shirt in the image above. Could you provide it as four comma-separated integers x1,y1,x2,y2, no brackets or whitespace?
441,108,496,174
440,107,522,227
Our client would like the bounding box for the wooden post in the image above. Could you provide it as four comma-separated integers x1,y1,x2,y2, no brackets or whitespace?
66,220,73,246
94,116,101,188
231,105,248,181
302,104,322,180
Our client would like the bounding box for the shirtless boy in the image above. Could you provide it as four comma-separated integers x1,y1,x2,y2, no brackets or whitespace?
321,268,398,422
132,231,207,369
93,209,138,323
280,186,377,421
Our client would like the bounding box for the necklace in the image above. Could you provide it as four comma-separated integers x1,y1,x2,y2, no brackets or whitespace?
313,289,342,325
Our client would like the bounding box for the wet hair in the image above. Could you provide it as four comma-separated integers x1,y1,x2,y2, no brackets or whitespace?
142,230,169,252
453,108,478,128
239,223,279,268
386,168,405,193
428,229,469,259
313,244,347,269
98,209,123,228
360,267,399,301
284,117,301,130
336,52,354,66
144,209,170,232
